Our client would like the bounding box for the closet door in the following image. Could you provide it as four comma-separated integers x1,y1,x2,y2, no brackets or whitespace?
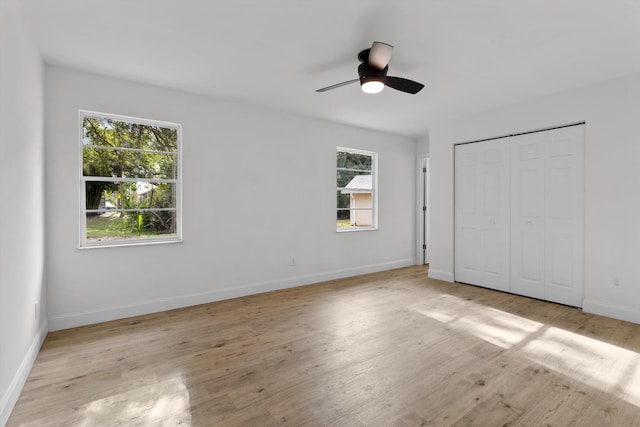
511,133,546,300
510,125,584,306
454,140,510,292
544,125,585,306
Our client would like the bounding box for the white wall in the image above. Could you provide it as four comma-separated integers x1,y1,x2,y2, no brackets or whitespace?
416,134,429,157
429,72,640,324
45,66,417,330
0,1,47,424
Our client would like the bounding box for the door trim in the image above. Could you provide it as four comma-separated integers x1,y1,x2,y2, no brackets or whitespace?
416,156,429,265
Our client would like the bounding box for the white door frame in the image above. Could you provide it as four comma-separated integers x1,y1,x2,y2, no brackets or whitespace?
416,156,429,265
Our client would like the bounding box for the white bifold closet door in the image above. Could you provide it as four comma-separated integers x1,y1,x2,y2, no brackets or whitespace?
510,125,584,306
455,124,584,307
454,139,510,292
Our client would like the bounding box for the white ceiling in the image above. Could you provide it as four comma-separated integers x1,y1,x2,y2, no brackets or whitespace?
18,0,640,138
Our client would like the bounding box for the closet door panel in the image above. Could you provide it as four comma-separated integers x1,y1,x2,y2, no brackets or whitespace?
520,231,542,281
544,126,585,306
511,135,545,299
459,227,480,271
456,149,482,281
548,234,573,287
455,140,510,291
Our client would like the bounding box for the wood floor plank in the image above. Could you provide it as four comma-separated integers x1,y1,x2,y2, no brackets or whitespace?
7,266,640,426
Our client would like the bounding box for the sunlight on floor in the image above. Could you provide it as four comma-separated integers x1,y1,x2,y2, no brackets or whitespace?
523,327,640,406
78,375,192,426
413,294,640,408
413,294,544,349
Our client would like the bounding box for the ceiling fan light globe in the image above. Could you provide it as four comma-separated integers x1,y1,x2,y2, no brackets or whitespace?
361,80,384,94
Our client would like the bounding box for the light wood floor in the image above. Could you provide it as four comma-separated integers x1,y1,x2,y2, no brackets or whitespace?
8,266,640,426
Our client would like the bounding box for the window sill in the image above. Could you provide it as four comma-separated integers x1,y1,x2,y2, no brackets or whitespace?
79,238,183,250
336,227,378,233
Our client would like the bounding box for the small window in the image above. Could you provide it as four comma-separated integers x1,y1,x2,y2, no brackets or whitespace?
80,111,181,247
336,147,377,231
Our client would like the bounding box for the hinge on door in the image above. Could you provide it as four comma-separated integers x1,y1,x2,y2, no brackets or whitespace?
423,205,427,211
422,244,427,250
423,167,427,173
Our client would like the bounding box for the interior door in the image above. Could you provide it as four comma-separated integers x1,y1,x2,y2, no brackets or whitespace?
421,157,429,265
454,140,510,292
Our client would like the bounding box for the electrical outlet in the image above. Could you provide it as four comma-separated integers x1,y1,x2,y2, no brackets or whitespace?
35,301,39,320
613,278,622,289
288,256,296,267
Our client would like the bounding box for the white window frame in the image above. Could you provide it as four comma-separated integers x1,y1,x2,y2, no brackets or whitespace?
79,110,183,248
336,146,378,232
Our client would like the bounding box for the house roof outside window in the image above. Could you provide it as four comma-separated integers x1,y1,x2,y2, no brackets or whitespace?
341,175,372,194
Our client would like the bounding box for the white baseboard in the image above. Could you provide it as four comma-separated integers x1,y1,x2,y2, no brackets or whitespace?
49,258,416,331
0,321,48,427
582,299,640,325
428,269,454,282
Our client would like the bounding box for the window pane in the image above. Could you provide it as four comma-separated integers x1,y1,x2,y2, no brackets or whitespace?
336,210,351,228
85,211,176,243
82,117,178,152
83,147,177,179
337,191,351,209
336,209,374,229
85,181,177,210
337,170,372,189
336,189,373,228
337,151,372,170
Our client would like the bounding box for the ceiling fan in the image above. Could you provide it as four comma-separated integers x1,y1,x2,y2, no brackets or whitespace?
316,41,424,95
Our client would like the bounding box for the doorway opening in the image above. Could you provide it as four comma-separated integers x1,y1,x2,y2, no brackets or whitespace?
416,156,429,265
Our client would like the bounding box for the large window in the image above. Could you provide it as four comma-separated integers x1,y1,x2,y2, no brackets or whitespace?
80,111,181,247
336,147,377,231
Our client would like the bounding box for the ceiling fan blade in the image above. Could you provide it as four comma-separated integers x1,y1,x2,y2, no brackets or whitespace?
384,76,425,94
316,78,360,92
368,41,393,70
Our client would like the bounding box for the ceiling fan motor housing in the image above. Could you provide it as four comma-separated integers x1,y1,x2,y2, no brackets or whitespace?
358,63,388,86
